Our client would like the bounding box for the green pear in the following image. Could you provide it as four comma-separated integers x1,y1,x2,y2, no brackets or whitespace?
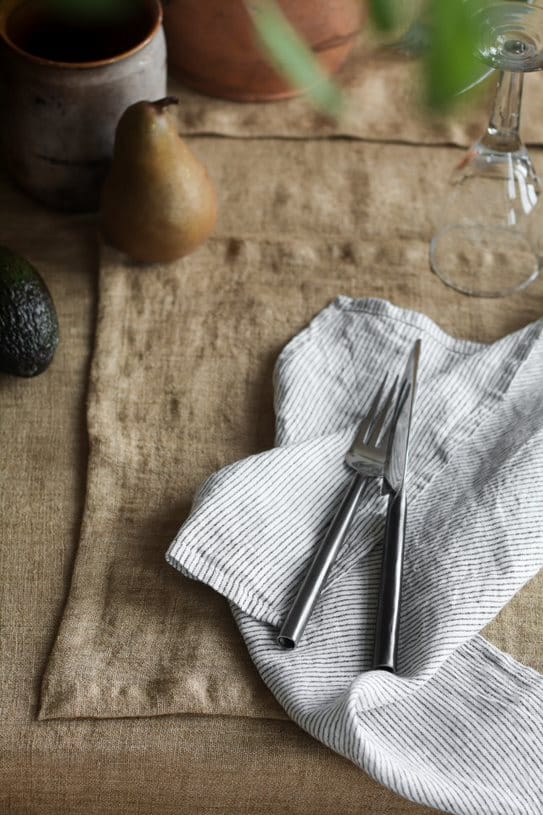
100,97,218,263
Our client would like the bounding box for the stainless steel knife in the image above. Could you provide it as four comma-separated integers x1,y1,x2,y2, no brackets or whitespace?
372,339,421,673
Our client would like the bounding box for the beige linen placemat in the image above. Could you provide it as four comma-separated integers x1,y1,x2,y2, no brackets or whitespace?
40,136,543,721
172,39,543,147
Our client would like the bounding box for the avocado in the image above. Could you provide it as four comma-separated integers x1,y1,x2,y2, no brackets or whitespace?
0,246,59,377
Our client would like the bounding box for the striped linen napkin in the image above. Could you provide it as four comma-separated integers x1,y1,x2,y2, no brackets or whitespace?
167,297,543,815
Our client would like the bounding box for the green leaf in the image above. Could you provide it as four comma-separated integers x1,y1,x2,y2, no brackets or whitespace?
369,0,403,32
424,0,483,110
246,0,344,118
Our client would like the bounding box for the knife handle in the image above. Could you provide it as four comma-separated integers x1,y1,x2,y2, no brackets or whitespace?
277,472,368,649
372,487,406,673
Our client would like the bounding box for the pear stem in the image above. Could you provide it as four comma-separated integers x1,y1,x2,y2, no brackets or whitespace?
152,97,179,113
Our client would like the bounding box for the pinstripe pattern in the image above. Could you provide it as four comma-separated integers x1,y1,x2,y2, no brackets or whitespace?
167,298,543,815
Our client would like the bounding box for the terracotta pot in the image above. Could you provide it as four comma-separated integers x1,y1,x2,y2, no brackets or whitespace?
0,0,167,212
163,0,364,102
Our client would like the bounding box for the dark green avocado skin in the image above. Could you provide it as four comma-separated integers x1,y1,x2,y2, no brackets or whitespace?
0,246,59,377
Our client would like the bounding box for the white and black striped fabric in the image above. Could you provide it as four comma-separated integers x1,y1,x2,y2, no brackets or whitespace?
167,297,543,815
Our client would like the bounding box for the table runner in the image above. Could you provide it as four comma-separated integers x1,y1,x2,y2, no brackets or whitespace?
172,39,543,147
40,136,543,724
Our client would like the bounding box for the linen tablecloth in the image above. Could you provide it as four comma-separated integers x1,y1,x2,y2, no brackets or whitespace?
1,41,542,815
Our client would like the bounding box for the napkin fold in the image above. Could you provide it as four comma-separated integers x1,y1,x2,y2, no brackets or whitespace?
167,298,543,815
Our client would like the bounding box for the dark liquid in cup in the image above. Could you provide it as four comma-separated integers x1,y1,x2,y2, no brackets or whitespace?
6,1,154,63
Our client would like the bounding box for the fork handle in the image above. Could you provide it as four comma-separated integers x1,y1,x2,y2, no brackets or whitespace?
372,487,406,673
277,472,368,649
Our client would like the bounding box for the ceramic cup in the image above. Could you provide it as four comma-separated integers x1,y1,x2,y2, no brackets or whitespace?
0,0,166,211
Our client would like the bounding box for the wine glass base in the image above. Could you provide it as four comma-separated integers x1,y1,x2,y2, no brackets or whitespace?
475,2,543,72
430,224,540,298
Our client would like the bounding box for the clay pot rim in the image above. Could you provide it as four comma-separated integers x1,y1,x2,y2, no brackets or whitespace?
0,0,163,70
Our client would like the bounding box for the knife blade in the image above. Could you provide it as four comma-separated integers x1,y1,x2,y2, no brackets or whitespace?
372,339,420,673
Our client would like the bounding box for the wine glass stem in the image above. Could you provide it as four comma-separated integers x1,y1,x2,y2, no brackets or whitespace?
481,70,524,153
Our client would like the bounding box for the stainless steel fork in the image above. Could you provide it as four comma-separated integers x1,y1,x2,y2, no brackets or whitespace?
277,376,399,648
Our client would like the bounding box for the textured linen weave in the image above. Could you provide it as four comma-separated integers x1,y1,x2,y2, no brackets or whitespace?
167,297,543,815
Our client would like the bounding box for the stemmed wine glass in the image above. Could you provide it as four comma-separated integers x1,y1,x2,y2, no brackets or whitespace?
430,1,543,297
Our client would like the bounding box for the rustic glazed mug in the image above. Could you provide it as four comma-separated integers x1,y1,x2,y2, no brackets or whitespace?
0,0,166,211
